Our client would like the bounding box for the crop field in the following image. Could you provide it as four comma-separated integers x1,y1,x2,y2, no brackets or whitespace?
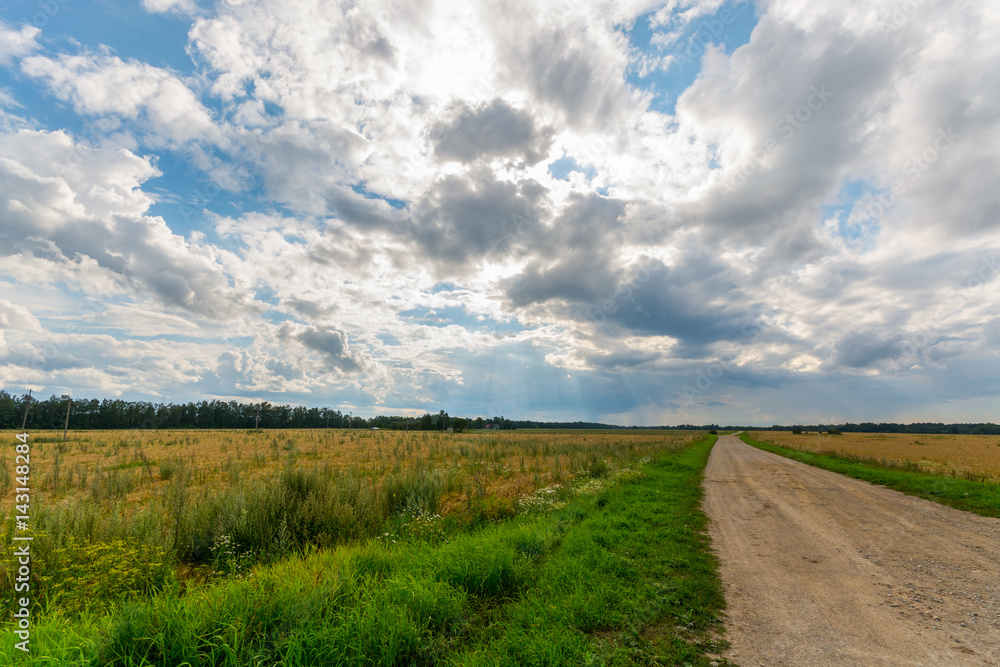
752,431,1000,482
0,427,698,512
0,428,731,665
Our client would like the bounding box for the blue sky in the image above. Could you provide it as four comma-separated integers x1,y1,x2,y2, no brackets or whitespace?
1,0,999,425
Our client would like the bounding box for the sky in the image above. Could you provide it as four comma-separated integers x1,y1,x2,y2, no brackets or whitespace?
0,0,998,426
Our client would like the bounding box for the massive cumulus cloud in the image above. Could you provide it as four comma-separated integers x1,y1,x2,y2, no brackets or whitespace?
0,0,997,424
0,129,249,319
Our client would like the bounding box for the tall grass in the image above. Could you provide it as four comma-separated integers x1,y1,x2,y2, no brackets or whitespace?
1,434,726,666
1,429,701,627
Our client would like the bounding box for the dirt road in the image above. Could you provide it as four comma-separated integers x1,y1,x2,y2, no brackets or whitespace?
703,435,1000,666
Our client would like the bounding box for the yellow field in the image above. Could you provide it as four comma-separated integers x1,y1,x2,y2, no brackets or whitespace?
753,431,1000,482
1,427,698,516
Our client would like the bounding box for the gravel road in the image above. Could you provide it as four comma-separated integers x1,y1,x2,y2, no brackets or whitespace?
702,434,1000,666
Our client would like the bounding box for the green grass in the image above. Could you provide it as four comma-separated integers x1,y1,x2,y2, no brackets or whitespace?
2,435,727,666
452,434,727,665
740,433,1000,518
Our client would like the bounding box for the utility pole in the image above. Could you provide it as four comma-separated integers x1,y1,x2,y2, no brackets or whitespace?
62,394,72,440
325,409,330,429
255,403,260,429
20,389,31,430
349,412,352,431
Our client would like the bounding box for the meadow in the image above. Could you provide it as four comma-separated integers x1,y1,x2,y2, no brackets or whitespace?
1,428,729,665
751,431,1000,482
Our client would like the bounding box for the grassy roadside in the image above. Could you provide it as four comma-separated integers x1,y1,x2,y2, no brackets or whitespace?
740,433,1000,518
453,433,726,665
3,435,727,666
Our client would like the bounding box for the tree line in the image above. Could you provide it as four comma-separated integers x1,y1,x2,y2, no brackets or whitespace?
4,390,994,434
762,422,1000,435
0,391,516,432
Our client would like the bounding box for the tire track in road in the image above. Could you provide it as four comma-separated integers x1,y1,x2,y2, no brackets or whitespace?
703,435,1000,666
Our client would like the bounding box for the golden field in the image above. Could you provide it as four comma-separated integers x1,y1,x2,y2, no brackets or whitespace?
753,431,1000,482
0,427,702,612
1,427,698,517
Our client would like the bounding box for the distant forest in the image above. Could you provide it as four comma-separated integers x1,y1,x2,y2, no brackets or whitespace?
0,391,514,431
765,422,1000,435
1,390,997,434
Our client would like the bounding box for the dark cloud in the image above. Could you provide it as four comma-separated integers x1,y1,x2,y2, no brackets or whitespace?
597,260,760,356
508,238,769,361
584,349,661,370
0,346,88,372
283,297,335,319
266,358,304,381
326,186,401,230
259,124,366,212
504,193,625,306
409,168,548,269
279,324,368,374
431,98,554,164
826,329,908,369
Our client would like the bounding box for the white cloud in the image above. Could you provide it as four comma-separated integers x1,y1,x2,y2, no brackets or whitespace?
0,128,253,319
0,22,39,64
22,53,221,145
0,299,43,333
141,0,198,16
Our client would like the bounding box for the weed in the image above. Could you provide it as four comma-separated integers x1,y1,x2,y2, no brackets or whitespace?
0,458,9,498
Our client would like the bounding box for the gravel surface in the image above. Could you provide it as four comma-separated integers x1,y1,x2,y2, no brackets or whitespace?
703,434,1000,666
